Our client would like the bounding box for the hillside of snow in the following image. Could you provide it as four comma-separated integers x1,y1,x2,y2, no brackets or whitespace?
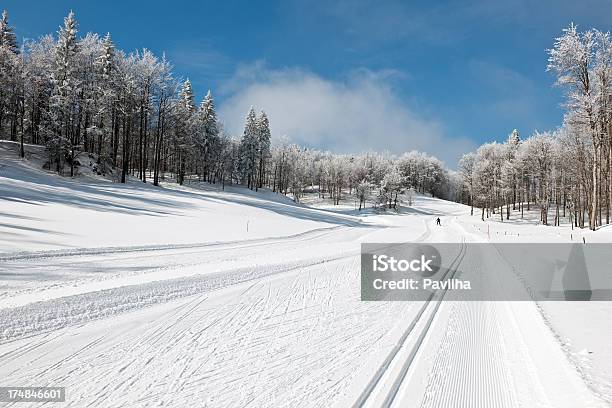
0,141,361,254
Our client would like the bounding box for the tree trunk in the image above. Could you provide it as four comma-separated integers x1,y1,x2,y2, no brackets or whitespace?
590,143,598,230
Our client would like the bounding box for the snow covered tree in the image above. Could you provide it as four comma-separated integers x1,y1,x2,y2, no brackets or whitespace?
131,49,161,182
501,129,521,219
0,42,20,142
287,145,309,202
472,142,505,220
22,35,54,148
458,152,476,215
197,90,220,182
379,165,404,210
239,107,259,189
0,10,18,53
256,111,271,190
46,11,80,174
355,179,374,210
172,79,196,184
152,56,176,186
92,33,116,171
521,132,556,224
0,11,22,151
548,24,600,229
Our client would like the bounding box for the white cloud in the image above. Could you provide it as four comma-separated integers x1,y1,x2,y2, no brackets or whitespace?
218,63,475,166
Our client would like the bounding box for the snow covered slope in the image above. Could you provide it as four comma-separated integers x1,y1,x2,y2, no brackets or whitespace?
0,141,359,253
0,141,610,407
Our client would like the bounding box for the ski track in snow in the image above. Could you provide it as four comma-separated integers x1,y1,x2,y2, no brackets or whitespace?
0,225,346,262
350,218,609,408
0,225,355,306
0,254,415,407
417,301,519,408
351,232,467,408
1,224,389,341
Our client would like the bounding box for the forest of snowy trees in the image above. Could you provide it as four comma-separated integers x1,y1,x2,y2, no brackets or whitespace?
457,24,612,230
0,10,453,207
9,12,612,228
0,10,229,186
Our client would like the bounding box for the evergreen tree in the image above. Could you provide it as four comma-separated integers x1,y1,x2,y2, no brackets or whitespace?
508,129,520,147
256,111,271,190
47,11,79,174
178,79,194,113
94,33,116,166
174,79,196,184
198,90,219,181
0,10,18,53
99,33,115,81
54,11,78,98
239,107,259,189
201,90,218,137
0,19,19,144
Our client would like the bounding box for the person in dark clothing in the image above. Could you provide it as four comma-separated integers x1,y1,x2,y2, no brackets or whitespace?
436,217,441,226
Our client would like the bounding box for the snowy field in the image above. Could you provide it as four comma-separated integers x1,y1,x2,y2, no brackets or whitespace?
0,142,361,254
1,142,611,407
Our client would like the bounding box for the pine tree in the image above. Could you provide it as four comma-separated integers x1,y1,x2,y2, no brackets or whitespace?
174,79,196,184
201,90,218,136
256,111,271,190
0,11,20,145
0,10,18,53
99,33,115,82
47,11,79,174
198,90,219,182
54,11,78,97
507,129,520,147
239,107,259,189
94,33,116,164
179,79,195,112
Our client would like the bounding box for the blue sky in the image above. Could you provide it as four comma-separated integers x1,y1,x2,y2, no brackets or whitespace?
3,0,612,165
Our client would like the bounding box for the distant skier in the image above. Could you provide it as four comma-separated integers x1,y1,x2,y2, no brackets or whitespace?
436,217,441,226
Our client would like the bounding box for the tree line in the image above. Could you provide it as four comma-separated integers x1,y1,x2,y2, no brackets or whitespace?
266,146,453,208
0,10,457,208
457,24,612,230
0,10,227,185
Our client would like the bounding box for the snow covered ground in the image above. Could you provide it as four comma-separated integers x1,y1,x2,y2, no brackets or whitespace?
1,142,611,407
0,141,359,253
